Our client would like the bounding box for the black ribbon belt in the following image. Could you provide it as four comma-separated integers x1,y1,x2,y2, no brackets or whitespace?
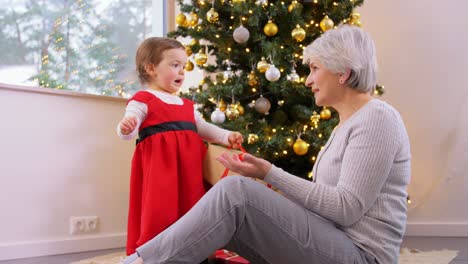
136,121,197,145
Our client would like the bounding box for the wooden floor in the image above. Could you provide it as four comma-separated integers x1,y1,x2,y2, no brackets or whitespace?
0,237,467,264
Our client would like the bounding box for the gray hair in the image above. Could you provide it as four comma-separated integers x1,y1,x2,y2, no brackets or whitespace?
303,25,377,93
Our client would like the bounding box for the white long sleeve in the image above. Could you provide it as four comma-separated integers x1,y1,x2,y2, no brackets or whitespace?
117,89,230,145
116,100,147,140
194,110,230,145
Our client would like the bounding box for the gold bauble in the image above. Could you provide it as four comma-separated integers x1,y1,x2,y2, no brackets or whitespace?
293,138,309,156
176,13,187,26
247,71,258,86
320,108,332,120
350,12,362,27
288,1,302,12
291,24,306,42
206,8,219,23
232,0,245,3
184,60,194,71
350,20,362,27
237,104,244,115
257,57,270,73
226,104,240,120
190,38,199,46
310,111,320,124
194,50,208,66
350,11,361,21
188,12,199,27
248,133,259,144
185,45,193,56
320,15,334,31
218,99,227,112
263,20,278,37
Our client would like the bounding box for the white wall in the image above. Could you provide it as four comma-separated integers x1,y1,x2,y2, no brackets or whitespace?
358,1,468,235
0,85,133,260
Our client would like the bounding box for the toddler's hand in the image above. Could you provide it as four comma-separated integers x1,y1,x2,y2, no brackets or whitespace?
228,132,244,149
120,116,137,135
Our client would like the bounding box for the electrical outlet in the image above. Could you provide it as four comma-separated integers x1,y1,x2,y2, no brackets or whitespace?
85,216,99,232
70,216,86,234
70,216,99,234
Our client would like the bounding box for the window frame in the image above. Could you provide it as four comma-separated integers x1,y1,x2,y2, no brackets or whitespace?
0,1,176,98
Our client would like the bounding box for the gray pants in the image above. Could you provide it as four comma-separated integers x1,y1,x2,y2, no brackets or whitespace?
125,176,377,264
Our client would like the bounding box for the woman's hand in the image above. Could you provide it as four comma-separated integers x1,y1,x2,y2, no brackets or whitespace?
227,132,244,149
216,152,272,180
120,116,137,135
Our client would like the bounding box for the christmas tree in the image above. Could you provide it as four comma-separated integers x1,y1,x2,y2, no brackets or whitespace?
169,0,382,179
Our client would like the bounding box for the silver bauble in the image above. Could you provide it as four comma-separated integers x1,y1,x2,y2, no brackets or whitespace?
287,68,300,83
265,64,281,82
223,66,234,80
233,25,250,44
211,108,226,124
254,96,271,114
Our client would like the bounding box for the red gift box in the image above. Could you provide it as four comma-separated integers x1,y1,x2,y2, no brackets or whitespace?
213,249,250,264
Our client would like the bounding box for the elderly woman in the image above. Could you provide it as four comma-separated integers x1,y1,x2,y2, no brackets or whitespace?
124,25,411,264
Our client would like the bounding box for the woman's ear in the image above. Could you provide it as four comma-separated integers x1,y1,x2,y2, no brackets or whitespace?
339,69,351,84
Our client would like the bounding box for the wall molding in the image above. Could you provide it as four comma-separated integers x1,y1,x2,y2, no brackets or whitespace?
405,222,468,237
0,233,126,261
0,82,126,102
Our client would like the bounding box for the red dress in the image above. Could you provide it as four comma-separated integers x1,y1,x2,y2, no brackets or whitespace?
126,91,207,255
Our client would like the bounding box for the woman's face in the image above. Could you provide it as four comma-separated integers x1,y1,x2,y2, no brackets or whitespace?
305,61,342,107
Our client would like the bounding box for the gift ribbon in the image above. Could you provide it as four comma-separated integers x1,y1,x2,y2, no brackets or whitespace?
220,145,247,179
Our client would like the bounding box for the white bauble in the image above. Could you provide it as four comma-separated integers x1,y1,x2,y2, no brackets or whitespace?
265,64,281,82
287,68,300,83
233,25,250,44
254,96,271,114
223,66,234,80
211,108,226,123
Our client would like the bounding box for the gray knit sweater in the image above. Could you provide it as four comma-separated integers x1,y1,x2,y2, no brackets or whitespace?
264,99,411,264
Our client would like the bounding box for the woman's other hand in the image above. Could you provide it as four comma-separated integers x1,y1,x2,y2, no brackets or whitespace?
216,153,272,180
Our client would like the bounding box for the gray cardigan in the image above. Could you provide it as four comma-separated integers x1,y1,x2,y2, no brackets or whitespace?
265,99,411,264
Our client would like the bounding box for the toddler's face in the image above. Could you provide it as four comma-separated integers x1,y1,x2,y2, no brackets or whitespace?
152,48,187,93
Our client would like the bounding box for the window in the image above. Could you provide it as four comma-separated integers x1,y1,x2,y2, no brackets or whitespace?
0,0,169,97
